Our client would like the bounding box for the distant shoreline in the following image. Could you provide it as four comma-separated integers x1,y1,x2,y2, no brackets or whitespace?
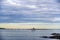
0,28,60,30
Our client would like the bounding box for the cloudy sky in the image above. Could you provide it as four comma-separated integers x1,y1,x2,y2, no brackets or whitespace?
0,0,60,23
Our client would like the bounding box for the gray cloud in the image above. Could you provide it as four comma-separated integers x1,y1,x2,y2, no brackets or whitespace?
0,0,60,23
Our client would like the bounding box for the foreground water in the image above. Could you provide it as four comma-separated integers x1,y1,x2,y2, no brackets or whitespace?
0,29,60,40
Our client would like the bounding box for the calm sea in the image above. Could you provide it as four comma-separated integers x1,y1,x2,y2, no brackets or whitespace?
0,29,60,40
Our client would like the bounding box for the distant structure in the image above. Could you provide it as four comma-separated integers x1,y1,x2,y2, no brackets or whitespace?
32,27,35,30
32,27,36,30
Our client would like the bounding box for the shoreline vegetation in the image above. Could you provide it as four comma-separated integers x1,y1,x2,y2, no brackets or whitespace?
0,28,60,30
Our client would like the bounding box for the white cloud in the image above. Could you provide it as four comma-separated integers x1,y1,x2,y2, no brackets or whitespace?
52,17,60,22
2,0,22,6
26,5,38,9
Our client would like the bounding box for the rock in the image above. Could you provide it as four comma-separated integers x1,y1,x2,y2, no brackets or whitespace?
49,36,60,39
51,33,60,36
41,36,48,38
41,33,60,39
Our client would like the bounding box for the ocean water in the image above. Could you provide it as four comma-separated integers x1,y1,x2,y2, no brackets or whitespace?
0,29,60,40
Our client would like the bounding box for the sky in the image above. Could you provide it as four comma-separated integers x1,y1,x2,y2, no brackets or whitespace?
0,23,60,29
0,0,60,29
0,0,60,23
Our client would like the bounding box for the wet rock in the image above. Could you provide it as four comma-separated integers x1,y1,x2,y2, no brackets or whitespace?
41,36,48,38
51,33,60,36
49,36,60,39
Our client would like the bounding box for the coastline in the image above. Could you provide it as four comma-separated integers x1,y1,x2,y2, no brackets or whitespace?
0,28,60,30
